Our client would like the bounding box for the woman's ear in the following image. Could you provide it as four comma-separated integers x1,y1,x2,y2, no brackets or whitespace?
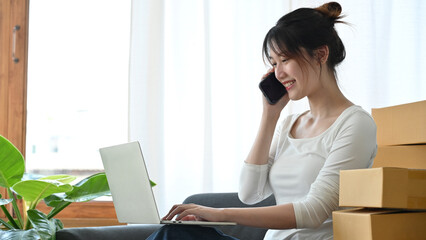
315,45,329,64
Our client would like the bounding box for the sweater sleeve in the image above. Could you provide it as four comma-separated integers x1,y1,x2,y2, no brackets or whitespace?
238,162,272,204
292,111,377,228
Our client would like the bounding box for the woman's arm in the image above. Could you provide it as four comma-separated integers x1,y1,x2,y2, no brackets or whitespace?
163,203,297,229
223,204,296,229
238,72,290,204
238,94,290,204
244,112,281,165
245,89,289,165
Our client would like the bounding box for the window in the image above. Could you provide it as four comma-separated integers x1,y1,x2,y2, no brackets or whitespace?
26,0,131,181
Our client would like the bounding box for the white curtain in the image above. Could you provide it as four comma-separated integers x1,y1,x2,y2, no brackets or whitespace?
129,0,426,215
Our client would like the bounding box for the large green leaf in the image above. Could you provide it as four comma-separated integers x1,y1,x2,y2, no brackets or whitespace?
44,173,110,218
44,172,155,207
0,229,39,240
64,173,110,202
46,173,110,206
39,175,76,184
43,194,64,208
0,135,25,188
27,209,59,240
11,179,73,202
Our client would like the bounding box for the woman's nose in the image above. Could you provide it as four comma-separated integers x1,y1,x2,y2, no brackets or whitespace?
275,68,286,80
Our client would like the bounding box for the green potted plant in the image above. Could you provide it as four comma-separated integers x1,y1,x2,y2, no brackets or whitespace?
0,135,111,240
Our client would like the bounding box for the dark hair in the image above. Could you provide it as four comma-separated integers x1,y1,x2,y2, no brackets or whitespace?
262,2,346,75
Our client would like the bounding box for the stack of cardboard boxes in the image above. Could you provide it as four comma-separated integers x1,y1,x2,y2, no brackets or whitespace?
371,100,426,169
333,101,426,240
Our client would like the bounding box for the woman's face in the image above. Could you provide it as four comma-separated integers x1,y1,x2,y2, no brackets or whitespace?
269,49,320,100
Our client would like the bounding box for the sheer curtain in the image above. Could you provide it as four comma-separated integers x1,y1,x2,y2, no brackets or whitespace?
129,0,425,215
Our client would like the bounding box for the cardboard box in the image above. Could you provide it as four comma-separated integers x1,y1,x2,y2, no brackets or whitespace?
372,145,426,169
372,100,426,145
333,208,426,240
339,167,426,209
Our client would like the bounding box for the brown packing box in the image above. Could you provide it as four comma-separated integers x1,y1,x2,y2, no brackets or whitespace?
333,208,426,240
372,145,426,169
372,100,426,145
339,167,426,209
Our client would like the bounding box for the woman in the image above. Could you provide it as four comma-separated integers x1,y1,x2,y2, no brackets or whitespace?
149,2,377,239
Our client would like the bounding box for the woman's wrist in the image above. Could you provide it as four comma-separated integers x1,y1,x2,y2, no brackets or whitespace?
262,109,281,123
221,208,237,223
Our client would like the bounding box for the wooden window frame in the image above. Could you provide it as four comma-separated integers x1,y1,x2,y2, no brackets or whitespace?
0,0,121,228
0,0,29,220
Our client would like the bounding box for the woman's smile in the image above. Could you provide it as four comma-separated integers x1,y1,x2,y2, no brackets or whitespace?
282,80,296,90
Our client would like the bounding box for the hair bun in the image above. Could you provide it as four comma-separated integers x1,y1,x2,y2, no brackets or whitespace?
315,2,342,21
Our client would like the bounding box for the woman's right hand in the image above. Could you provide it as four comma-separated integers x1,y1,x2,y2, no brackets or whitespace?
261,69,290,118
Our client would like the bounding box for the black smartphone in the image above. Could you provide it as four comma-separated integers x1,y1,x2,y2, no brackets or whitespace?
259,72,287,105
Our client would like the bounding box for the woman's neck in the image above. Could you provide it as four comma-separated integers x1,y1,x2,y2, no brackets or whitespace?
307,73,353,119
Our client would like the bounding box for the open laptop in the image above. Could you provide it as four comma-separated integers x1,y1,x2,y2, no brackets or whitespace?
99,141,236,226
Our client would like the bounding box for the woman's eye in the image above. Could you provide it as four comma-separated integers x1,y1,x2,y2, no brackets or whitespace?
271,63,277,66
282,59,288,63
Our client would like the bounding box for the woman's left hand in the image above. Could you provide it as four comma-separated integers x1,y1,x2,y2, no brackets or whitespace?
162,204,225,222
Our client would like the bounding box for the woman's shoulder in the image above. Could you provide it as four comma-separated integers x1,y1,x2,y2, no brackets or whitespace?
342,105,375,121
336,105,377,132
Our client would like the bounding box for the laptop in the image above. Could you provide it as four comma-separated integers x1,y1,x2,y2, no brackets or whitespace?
99,141,237,226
